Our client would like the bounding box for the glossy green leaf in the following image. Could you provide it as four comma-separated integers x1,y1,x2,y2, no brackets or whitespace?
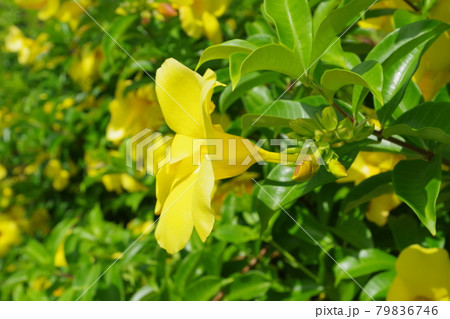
383,102,450,145
321,60,383,104
312,0,376,64
334,249,396,285
359,270,396,301
225,271,271,301
393,157,442,235
196,39,257,69
213,224,259,244
365,20,449,124
233,44,303,88
219,72,281,113
184,276,224,301
264,0,312,67
342,172,394,213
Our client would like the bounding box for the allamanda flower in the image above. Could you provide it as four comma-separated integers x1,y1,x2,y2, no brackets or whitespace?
4,26,51,66
387,244,450,300
338,151,404,226
0,215,22,258
413,0,450,100
154,58,299,254
170,0,231,44
68,45,103,92
107,80,164,145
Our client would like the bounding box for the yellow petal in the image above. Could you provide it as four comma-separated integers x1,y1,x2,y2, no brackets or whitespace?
155,158,215,254
155,58,219,137
179,5,203,39
199,0,231,17
366,193,401,226
387,244,450,300
202,11,222,44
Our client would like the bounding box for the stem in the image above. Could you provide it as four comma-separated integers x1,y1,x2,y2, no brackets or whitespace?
270,240,319,282
403,0,420,12
374,130,450,166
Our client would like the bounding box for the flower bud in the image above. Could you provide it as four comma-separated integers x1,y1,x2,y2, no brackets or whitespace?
328,159,348,178
319,106,338,130
292,160,319,182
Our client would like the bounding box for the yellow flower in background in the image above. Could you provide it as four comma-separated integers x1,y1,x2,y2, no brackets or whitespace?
106,80,164,144
0,216,22,257
366,193,402,226
31,277,51,291
153,58,298,254
387,244,450,300
358,0,450,100
56,0,91,30
54,237,68,267
44,159,70,191
15,0,59,20
358,0,411,32
4,26,51,65
6,205,30,234
0,163,6,180
85,151,148,194
339,151,404,226
68,45,103,92
413,0,450,100
171,0,231,44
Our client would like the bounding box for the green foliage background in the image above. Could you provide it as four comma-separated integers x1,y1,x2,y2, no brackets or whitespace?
1,0,449,301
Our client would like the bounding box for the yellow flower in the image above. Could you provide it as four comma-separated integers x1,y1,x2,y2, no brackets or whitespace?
0,216,22,257
4,26,51,65
171,0,231,43
413,0,450,100
6,205,30,234
127,219,154,237
44,159,70,191
0,163,6,180
56,0,91,30
153,58,297,253
366,193,402,226
106,80,164,144
31,277,51,291
339,151,404,226
387,244,450,300
15,0,60,20
54,237,68,267
68,45,103,91
358,0,411,32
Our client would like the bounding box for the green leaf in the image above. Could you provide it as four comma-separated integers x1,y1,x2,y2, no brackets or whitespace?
312,0,376,64
359,270,396,301
264,0,312,67
225,271,271,301
364,20,449,124
342,171,394,213
213,224,259,244
197,40,257,69
233,44,303,88
184,276,225,301
383,102,450,145
334,249,396,285
173,252,202,293
241,100,322,128
321,60,383,104
393,157,442,235
219,72,281,113
102,15,137,64
333,215,374,250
